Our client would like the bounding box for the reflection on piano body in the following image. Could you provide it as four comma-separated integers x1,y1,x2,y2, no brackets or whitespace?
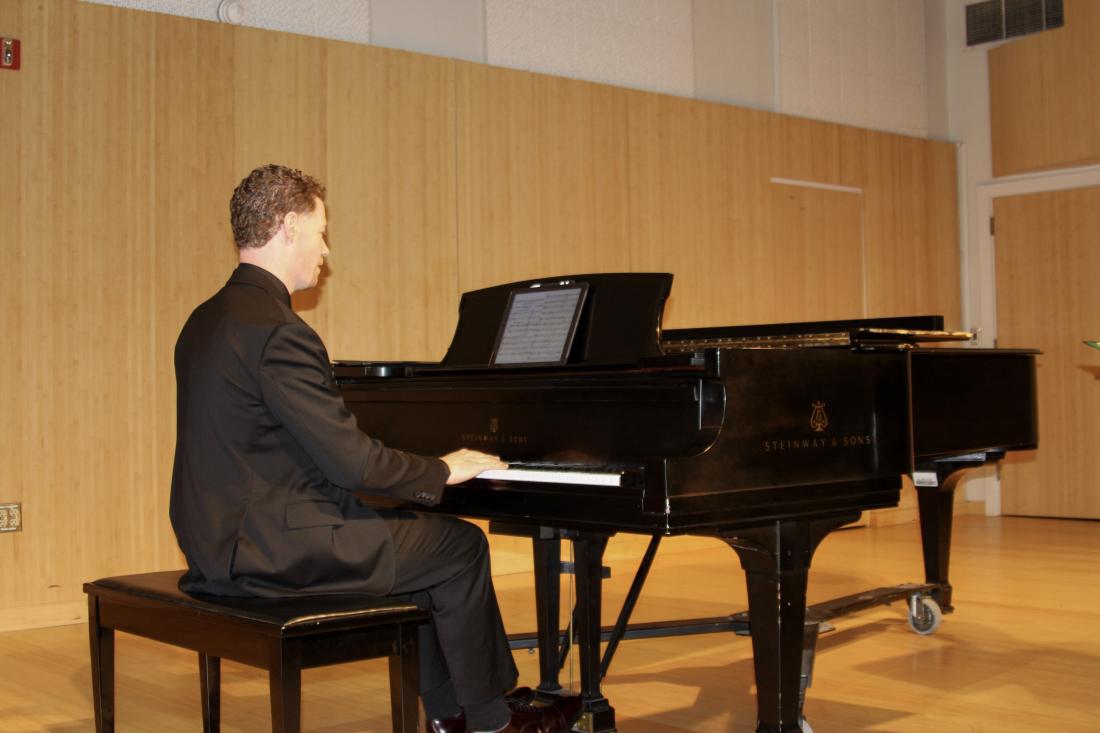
335,273,1037,733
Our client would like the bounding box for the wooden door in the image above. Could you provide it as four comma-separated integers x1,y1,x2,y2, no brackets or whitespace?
994,186,1100,518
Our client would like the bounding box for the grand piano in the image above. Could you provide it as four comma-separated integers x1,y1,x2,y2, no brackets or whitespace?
334,273,1038,733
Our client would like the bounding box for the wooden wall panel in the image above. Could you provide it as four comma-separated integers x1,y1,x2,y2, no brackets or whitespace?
456,62,632,293
995,187,1100,519
923,139,965,315
21,0,161,607
768,184,864,322
321,45,458,362
990,0,1100,176
231,25,328,181
230,25,330,330
149,12,239,573
1,0,41,618
862,133,961,322
626,94,775,327
625,101,960,330
770,115,855,188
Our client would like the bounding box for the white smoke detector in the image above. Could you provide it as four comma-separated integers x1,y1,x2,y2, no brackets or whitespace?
217,0,245,25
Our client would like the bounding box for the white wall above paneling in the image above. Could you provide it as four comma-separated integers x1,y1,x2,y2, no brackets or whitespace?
777,0,929,138
83,0,941,139
692,0,775,109
485,0,695,96
85,0,215,20
80,0,372,43
370,0,485,62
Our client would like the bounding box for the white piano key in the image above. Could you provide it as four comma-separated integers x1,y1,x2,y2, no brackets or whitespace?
476,468,622,487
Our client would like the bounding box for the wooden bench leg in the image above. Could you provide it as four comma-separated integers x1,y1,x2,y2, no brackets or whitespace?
388,622,421,733
87,595,115,732
199,652,221,732
269,642,302,733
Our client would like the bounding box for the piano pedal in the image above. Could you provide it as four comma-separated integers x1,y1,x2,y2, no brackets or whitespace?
559,561,611,579
572,703,617,733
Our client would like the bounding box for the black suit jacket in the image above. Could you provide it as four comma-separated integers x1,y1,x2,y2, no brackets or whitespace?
170,264,449,597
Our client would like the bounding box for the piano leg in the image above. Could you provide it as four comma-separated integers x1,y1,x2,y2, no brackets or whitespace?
573,534,616,733
722,515,857,733
532,536,565,694
915,461,978,614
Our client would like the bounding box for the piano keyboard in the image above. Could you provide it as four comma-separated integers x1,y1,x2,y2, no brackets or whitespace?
477,466,623,487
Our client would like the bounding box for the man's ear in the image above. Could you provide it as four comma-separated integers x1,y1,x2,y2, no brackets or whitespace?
283,211,298,243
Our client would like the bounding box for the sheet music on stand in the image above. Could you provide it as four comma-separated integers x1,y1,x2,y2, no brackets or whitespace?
490,283,588,366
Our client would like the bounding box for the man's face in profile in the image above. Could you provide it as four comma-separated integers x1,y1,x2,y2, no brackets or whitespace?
289,197,329,292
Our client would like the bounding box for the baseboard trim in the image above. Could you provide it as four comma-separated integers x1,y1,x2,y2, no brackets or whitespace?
0,600,86,632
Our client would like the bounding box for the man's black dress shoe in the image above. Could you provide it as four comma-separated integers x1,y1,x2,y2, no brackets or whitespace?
506,686,536,705
428,712,464,733
428,689,581,733
492,695,584,733
427,689,539,733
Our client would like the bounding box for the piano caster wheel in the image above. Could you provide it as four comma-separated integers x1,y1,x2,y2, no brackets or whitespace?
907,595,943,635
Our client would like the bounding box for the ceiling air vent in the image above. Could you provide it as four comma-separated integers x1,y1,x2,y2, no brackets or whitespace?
966,0,1063,47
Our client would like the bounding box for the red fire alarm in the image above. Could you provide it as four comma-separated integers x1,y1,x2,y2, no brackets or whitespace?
2,38,21,71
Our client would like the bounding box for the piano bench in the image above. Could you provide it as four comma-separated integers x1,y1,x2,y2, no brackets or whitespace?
83,570,428,733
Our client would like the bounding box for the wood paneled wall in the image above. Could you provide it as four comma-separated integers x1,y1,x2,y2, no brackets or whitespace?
456,63,635,289
989,0,1100,176
0,0,960,627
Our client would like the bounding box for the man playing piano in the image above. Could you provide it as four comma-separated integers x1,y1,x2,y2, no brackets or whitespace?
169,164,582,733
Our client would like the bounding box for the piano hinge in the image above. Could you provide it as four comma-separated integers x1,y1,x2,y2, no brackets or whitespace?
989,216,995,236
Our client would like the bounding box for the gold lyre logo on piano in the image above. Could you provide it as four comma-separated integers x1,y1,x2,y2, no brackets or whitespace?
489,417,500,434
809,401,828,432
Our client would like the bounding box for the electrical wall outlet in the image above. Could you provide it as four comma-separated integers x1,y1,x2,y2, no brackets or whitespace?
0,503,22,532
1,38,20,70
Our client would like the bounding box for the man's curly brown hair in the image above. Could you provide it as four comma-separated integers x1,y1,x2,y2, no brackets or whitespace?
230,164,327,249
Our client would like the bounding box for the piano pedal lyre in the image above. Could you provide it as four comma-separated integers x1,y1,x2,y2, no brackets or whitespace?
559,560,611,579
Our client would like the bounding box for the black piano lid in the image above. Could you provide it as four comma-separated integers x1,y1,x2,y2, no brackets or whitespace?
440,273,673,369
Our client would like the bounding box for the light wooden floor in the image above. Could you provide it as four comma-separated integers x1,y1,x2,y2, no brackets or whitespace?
3,515,1098,732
